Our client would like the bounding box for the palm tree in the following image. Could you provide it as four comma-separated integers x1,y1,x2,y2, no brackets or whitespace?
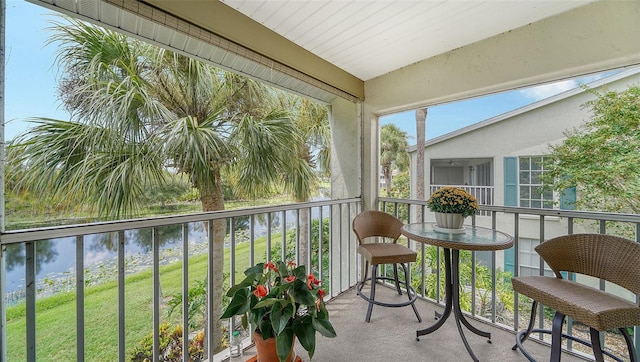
380,124,409,196
7,17,317,353
277,94,331,266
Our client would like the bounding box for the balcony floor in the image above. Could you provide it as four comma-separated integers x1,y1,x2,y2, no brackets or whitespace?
236,285,587,362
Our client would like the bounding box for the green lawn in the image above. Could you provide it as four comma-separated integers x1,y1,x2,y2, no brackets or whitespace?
6,236,270,361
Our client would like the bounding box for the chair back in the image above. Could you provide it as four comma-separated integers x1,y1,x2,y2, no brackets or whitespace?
535,233,640,296
352,210,403,245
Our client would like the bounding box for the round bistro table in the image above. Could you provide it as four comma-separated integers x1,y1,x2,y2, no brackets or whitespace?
401,222,513,362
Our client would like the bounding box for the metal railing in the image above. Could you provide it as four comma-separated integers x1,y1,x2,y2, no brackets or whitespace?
2,196,640,361
380,197,640,361
0,198,361,362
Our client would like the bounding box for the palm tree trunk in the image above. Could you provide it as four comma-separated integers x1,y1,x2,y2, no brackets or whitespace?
298,207,310,266
200,173,226,354
384,167,392,196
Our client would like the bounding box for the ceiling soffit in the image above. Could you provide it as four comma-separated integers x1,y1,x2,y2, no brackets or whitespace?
31,0,358,104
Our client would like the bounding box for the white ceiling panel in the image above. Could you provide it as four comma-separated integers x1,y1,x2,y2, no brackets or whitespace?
221,0,595,80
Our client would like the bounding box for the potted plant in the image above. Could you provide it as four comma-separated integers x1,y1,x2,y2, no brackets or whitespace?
221,260,336,362
427,187,479,229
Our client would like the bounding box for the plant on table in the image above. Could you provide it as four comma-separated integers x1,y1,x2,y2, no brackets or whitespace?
221,260,336,361
427,186,479,217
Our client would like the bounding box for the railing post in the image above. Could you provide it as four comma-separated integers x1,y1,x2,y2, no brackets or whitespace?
635,222,639,361
152,228,160,362
513,212,520,331
0,243,6,362
75,235,85,362
206,220,215,362
26,242,35,361
0,0,6,359
181,224,189,362
117,231,125,361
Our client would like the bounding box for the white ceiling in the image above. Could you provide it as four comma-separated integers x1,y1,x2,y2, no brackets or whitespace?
220,0,595,81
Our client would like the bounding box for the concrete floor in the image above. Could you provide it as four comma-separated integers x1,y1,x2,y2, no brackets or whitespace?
232,286,588,362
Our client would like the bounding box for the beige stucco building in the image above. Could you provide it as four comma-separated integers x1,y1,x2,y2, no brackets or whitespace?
408,66,640,277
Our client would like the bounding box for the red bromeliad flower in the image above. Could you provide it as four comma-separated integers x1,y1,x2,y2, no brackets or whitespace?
253,284,267,298
264,261,278,272
316,288,326,310
287,261,297,267
284,275,296,283
307,274,320,290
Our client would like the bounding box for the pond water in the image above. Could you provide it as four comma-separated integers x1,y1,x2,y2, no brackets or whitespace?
3,206,329,304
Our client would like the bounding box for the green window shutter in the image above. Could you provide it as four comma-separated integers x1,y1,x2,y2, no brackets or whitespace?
504,245,515,277
504,157,518,206
503,156,518,276
559,186,576,210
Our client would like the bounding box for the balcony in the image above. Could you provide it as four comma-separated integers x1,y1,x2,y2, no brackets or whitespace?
429,185,495,216
1,197,639,361
270,286,585,362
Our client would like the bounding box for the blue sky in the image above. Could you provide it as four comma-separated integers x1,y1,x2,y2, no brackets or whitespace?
5,0,69,141
4,0,608,143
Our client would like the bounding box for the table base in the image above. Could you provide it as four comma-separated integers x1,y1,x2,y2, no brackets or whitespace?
416,248,491,362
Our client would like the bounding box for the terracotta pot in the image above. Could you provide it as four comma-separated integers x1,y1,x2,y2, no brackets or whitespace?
253,331,295,362
434,212,465,229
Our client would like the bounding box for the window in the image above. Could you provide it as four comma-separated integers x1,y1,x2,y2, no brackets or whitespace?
518,238,554,277
519,156,553,208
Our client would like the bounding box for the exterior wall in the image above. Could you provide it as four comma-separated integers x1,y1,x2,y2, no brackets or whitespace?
408,69,640,273
412,69,640,206
363,0,640,116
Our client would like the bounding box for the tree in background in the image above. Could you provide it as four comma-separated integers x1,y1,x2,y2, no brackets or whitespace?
7,17,324,353
542,85,640,214
274,93,331,266
380,124,410,196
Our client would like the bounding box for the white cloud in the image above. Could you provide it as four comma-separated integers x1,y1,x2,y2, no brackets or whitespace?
518,80,577,101
518,72,611,102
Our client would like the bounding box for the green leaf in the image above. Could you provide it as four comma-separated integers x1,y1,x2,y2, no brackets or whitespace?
254,298,279,309
259,319,274,339
292,265,307,280
290,279,316,305
276,328,294,362
312,316,337,338
293,316,316,358
226,274,256,297
246,263,265,276
221,288,250,318
241,314,249,330
269,300,295,335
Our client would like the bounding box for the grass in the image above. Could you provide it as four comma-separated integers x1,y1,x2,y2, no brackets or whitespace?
5,197,295,230
6,235,271,361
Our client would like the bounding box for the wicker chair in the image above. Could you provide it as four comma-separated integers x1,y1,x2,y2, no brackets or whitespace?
352,210,422,323
511,234,640,362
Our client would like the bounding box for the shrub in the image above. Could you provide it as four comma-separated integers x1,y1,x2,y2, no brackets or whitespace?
129,323,204,361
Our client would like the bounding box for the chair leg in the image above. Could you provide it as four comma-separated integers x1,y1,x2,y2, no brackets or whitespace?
550,311,566,362
361,260,370,284
365,264,377,322
513,300,538,351
589,328,605,362
619,327,637,362
393,264,402,295
401,263,422,323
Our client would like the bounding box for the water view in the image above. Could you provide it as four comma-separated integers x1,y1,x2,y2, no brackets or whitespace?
4,207,328,305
